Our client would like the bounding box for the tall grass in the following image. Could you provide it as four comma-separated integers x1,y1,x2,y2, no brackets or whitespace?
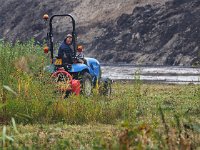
0,40,142,125
0,40,53,123
0,40,200,149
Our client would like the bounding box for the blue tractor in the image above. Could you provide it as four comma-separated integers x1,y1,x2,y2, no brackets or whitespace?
43,14,111,97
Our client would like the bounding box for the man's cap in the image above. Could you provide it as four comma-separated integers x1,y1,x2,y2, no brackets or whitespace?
66,34,72,38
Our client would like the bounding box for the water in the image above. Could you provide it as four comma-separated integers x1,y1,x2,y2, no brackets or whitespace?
101,65,200,84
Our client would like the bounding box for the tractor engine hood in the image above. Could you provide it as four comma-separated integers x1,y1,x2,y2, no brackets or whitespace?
69,64,89,73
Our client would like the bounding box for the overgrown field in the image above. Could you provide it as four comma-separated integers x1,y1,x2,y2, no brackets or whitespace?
0,41,200,149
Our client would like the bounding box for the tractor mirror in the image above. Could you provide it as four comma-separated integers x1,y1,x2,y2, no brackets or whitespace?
43,14,49,21
77,45,83,52
43,46,49,54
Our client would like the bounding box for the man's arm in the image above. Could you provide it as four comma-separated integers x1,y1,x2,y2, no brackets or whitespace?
58,46,63,58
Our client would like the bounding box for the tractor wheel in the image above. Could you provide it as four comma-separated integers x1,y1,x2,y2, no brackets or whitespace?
81,72,92,96
99,78,112,96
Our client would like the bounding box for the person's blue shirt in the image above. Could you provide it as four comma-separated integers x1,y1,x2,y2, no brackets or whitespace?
58,39,73,64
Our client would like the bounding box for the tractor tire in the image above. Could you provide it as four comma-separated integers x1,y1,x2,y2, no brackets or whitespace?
81,72,93,96
99,78,112,96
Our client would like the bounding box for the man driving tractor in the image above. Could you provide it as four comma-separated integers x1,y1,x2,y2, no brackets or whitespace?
58,33,84,64
58,34,73,64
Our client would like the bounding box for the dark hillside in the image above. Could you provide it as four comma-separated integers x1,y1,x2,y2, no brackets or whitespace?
0,0,199,65
87,0,200,65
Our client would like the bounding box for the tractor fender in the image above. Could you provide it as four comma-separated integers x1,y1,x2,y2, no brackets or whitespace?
85,58,101,79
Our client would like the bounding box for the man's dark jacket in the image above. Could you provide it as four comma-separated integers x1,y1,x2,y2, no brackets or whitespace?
58,40,73,64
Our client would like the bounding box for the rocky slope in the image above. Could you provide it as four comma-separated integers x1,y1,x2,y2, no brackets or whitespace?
89,0,200,65
0,0,199,65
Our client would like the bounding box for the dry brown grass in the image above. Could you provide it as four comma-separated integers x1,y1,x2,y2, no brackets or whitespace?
14,56,30,73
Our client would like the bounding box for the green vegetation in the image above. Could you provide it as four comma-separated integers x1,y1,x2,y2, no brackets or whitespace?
0,41,200,149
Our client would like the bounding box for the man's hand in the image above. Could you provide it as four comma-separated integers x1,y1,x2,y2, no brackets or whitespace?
73,57,84,64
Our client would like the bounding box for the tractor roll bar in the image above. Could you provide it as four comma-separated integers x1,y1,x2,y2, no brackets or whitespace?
49,14,77,63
